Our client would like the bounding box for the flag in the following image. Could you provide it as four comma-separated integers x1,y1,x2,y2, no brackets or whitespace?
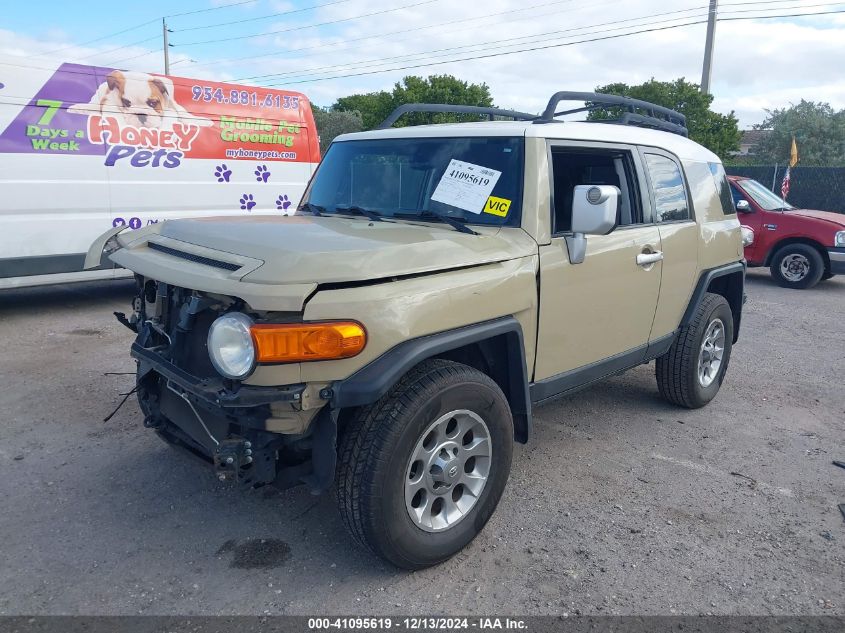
789,136,799,168
781,136,798,199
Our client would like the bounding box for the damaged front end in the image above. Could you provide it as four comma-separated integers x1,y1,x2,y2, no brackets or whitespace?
123,277,336,493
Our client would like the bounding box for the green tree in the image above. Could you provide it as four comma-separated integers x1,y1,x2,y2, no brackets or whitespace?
591,78,741,159
753,100,845,166
310,105,364,153
333,90,395,131
333,75,494,130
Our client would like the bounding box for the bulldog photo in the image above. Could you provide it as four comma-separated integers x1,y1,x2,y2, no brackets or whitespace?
69,69,212,130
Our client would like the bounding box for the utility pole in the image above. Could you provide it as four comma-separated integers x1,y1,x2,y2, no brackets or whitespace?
700,0,718,94
162,18,171,75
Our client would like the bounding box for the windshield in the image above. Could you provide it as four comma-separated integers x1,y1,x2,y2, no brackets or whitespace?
302,136,524,227
735,178,795,211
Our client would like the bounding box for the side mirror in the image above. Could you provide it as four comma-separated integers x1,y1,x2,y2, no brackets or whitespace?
566,185,619,264
736,199,752,213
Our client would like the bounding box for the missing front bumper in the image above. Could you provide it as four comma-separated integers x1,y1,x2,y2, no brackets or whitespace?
133,342,335,492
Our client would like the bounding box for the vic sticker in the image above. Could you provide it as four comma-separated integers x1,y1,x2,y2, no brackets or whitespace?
483,196,511,217
431,159,502,214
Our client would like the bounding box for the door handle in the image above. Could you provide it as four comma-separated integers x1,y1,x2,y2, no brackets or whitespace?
636,251,664,266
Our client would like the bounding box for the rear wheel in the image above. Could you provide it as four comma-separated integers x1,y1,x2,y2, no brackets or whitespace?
335,359,513,569
656,293,734,409
770,243,824,289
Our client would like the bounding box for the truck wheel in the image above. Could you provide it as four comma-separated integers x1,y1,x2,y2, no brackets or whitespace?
656,292,733,409
335,359,513,569
770,244,824,289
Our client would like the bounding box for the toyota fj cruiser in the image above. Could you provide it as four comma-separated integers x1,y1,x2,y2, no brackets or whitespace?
88,92,746,569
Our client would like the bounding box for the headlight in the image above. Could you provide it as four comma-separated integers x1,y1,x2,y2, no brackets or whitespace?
835,231,845,247
740,225,755,247
208,312,256,379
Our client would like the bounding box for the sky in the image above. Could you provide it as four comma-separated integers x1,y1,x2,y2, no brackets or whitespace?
2,0,844,128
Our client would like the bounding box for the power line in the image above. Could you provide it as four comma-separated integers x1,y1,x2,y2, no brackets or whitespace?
174,0,440,46
271,11,717,83
178,0,357,32
106,49,160,66
178,0,588,70
234,4,708,82
179,0,829,73
237,1,840,84
15,0,832,68
74,35,161,61
13,0,258,61
165,0,258,18
269,7,845,86
4,0,839,90
32,19,160,58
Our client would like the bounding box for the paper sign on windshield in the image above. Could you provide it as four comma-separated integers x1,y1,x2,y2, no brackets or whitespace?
431,159,502,214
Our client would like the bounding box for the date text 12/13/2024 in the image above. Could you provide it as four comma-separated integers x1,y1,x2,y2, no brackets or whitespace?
308,618,528,630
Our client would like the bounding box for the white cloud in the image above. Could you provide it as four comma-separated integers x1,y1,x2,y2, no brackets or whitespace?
2,0,844,127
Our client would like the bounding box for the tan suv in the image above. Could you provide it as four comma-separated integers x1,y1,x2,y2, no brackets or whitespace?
88,92,746,569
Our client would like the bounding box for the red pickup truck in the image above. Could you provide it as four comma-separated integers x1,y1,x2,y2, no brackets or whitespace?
729,176,845,289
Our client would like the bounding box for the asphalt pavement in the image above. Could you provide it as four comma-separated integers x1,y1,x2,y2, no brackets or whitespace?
0,269,842,615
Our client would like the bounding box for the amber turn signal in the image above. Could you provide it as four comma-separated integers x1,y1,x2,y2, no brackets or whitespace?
251,321,366,363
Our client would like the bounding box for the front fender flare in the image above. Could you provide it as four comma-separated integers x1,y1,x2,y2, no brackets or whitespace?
330,316,532,443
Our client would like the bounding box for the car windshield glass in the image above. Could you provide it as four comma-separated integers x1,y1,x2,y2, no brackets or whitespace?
737,178,794,211
302,136,524,227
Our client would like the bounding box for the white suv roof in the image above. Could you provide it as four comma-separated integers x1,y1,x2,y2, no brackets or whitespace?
336,120,719,163
334,92,719,164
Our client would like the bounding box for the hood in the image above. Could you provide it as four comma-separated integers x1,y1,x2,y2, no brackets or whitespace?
785,208,845,229
154,215,536,285
110,215,537,310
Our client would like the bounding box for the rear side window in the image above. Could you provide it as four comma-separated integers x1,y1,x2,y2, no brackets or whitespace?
644,153,690,222
708,162,736,215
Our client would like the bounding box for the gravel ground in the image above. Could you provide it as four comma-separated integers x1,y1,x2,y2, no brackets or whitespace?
0,269,843,616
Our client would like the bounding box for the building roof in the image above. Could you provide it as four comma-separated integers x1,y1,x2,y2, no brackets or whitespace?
740,129,772,146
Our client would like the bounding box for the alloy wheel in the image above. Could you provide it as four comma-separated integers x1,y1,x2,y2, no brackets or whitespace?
404,410,492,532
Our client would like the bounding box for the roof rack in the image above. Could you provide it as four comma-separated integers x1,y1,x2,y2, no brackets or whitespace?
377,104,537,129
376,92,688,137
535,91,688,136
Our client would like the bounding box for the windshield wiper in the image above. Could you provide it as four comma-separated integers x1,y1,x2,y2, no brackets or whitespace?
395,210,479,235
335,205,384,222
298,202,327,216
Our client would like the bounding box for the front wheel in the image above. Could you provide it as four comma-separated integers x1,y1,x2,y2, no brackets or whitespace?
770,243,824,289
656,292,734,409
335,359,514,569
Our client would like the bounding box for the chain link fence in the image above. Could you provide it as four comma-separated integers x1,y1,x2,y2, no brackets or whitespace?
725,165,845,213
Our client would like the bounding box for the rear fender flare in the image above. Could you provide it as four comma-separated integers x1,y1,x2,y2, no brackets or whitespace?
681,262,746,343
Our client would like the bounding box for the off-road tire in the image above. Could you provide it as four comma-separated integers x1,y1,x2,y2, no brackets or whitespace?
656,292,733,409
770,243,824,289
335,359,513,570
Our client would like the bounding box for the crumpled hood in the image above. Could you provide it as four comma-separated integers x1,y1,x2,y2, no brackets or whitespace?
148,214,537,285
785,208,845,229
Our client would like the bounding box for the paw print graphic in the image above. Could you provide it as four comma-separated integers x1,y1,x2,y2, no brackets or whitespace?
276,194,292,211
239,194,256,211
214,164,232,182
255,164,271,182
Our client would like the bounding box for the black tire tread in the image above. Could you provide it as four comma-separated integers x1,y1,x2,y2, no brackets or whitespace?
335,358,501,560
770,243,825,289
656,292,728,409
